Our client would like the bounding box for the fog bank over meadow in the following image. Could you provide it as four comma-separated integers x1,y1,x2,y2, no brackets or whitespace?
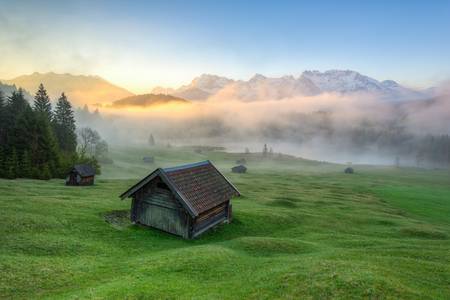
77,84,450,166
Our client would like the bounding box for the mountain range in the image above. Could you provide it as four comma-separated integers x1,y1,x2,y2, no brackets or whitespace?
1,70,435,108
152,70,432,102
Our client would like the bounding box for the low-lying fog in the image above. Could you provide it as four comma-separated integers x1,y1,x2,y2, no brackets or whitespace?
77,84,450,167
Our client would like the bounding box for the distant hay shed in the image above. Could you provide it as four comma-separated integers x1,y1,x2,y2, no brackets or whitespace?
66,164,95,186
120,160,240,239
143,156,154,163
344,167,354,174
236,158,247,165
232,165,247,173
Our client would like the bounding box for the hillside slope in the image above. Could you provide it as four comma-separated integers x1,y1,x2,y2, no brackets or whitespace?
0,146,449,299
3,72,134,107
111,93,189,108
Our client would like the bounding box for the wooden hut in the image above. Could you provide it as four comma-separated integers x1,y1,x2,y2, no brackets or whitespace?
236,158,247,165
66,164,95,186
232,165,247,173
143,156,154,163
120,160,240,239
344,167,354,174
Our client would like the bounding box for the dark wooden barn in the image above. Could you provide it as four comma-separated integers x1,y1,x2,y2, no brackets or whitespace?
120,160,240,239
232,165,247,173
66,164,95,186
344,167,354,174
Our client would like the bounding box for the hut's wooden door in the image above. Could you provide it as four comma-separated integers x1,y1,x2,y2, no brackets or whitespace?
67,173,77,185
137,191,187,237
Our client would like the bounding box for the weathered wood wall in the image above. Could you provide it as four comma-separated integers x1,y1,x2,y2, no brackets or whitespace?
133,178,190,238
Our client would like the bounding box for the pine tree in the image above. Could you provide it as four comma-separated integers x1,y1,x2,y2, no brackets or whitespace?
7,89,28,114
262,144,268,157
82,104,89,115
34,113,60,177
0,146,5,178
0,90,4,108
12,105,35,157
19,150,32,178
34,83,52,121
149,133,155,146
53,93,77,153
0,90,5,146
4,89,30,154
5,148,18,179
245,147,250,154
40,163,51,180
0,90,4,116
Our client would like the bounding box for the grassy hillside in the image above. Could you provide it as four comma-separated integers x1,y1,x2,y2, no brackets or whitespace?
1,146,449,299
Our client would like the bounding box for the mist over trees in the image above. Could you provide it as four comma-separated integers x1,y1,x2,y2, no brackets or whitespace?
77,127,110,164
0,84,103,179
62,85,450,169
149,133,156,146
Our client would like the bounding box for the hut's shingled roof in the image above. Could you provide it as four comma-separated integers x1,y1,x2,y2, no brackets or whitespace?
162,161,239,214
120,161,240,216
73,164,96,177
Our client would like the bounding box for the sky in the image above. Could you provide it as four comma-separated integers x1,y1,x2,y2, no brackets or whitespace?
1,0,449,93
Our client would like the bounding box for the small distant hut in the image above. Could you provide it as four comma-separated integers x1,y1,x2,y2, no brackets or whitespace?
120,160,240,239
66,164,95,186
344,167,354,174
236,158,247,165
232,165,247,173
143,156,154,163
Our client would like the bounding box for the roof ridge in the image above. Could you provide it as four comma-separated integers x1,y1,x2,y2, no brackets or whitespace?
162,160,210,173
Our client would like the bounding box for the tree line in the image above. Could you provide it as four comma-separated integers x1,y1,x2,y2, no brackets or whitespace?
0,84,100,179
348,123,450,168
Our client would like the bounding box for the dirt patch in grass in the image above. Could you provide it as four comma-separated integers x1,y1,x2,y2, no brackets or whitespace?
104,210,131,230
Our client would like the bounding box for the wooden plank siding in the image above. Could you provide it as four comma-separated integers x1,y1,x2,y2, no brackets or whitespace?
133,180,190,238
192,202,228,237
137,202,188,238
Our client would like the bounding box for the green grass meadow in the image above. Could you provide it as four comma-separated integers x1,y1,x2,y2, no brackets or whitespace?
1,146,449,299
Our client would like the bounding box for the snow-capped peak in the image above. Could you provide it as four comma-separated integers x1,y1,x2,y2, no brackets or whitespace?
380,80,400,89
249,73,267,82
189,74,234,94
301,70,383,93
